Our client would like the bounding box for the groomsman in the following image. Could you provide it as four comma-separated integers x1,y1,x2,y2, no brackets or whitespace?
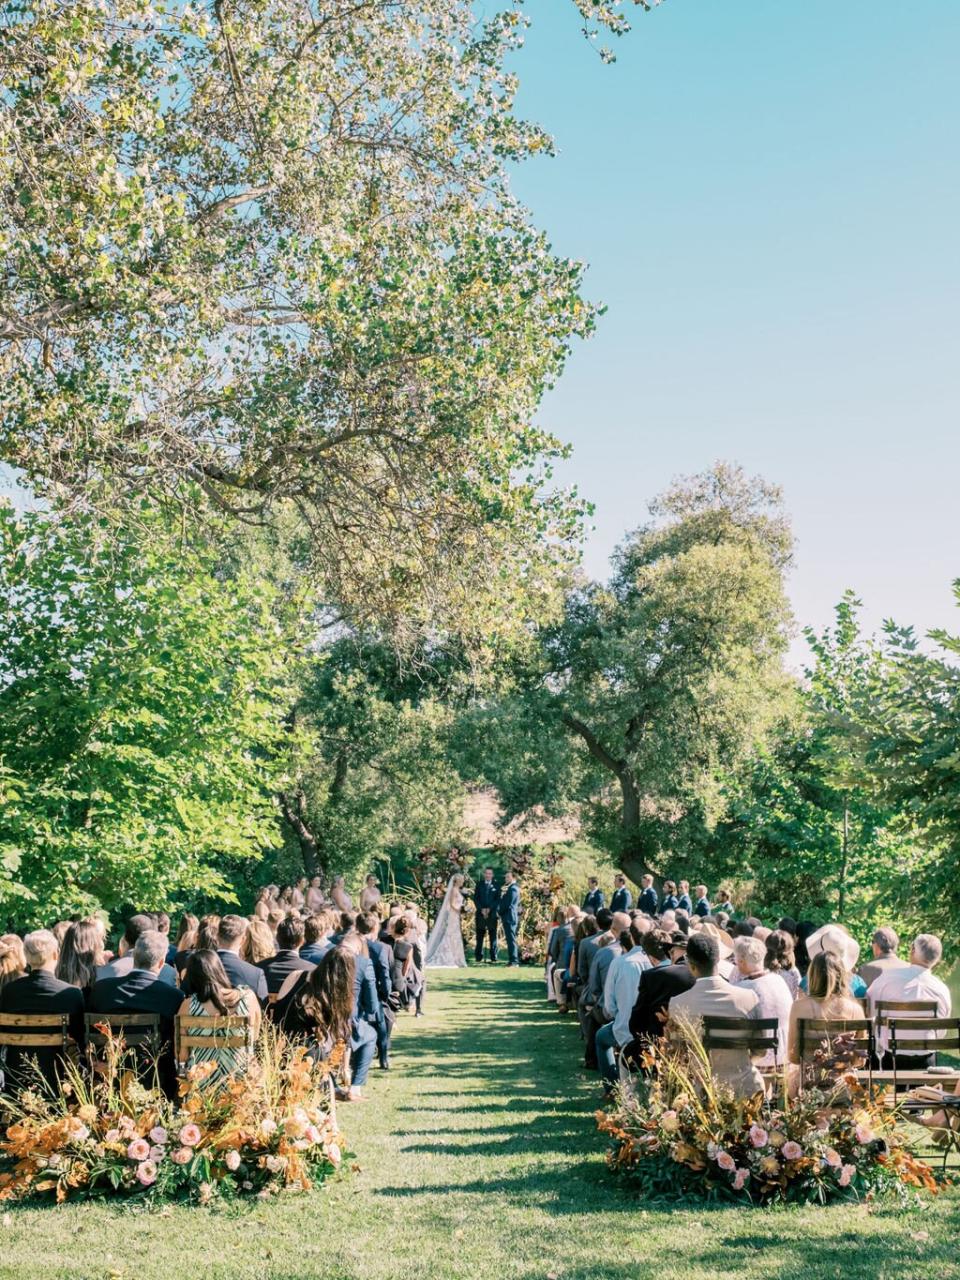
610,873,633,913
582,877,605,916
499,872,521,967
693,884,711,918
474,866,501,963
638,874,659,916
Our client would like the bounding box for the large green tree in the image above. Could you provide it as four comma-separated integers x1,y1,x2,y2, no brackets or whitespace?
0,0,656,642
0,501,292,924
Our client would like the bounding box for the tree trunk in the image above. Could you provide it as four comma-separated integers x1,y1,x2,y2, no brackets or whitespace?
278,787,321,878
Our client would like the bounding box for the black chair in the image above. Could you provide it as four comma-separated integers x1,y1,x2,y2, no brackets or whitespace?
797,1017,874,1092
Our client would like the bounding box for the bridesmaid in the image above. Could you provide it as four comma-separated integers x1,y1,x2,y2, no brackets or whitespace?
359,874,382,915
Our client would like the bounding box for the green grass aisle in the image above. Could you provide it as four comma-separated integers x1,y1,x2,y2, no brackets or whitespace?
2,967,959,1279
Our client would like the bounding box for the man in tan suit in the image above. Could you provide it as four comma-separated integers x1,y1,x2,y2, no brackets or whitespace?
858,926,909,990
668,933,762,1098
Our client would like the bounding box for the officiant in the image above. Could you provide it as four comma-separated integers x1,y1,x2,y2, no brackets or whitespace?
474,866,501,963
499,871,521,967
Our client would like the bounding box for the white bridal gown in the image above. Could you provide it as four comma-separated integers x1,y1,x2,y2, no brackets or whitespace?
425,879,468,968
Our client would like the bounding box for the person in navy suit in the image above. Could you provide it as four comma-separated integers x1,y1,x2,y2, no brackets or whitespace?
498,872,521,966
638,874,659,916
256,915,314,993
693,884,711,918
660,880,680,912
610,874,633,913
89,930,183,1097
357,912,395,1069
474,867,501,963
677,881,693,914
582,878,605,916
300,913,333,965
0,929,85,1095
181,916,268,1004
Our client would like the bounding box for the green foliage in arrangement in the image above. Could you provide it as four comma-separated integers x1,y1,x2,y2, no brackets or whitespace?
0,502,292,925
0,0,661,647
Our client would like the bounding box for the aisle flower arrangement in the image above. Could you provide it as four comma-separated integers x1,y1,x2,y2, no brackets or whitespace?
597,1028,938,1205
494,843,566,962
0,1026,345,1205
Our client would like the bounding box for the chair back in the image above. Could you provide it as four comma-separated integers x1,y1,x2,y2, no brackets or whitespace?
888,1016,960,1058
702,1016,779,1056
797,1017,873,1086
84,1012,162,1050
0,1012,71,1050
175,1013,250,1061
874,999,939,1028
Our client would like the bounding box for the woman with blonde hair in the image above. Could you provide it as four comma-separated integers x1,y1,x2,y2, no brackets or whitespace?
243,916,276,965
0,934,25,990
787,951,865,1095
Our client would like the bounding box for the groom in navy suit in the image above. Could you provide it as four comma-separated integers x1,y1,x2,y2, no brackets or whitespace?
499,871,521,967
474,866,501,962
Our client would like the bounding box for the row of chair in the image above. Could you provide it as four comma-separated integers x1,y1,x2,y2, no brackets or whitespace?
0,1010,250,1066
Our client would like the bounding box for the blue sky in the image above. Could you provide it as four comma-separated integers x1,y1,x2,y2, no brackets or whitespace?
505,0,960,665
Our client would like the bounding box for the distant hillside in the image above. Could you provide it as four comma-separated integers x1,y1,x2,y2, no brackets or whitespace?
462,787,580,848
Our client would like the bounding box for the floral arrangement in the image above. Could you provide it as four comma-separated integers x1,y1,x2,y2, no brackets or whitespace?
408,845,473,913
597,1026,938,1205
0,1025,345,1205
492,843,566,962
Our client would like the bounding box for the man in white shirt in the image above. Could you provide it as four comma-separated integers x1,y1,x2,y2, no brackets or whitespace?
596,922,651,1091
867,933,951,1065
731,936,793,1065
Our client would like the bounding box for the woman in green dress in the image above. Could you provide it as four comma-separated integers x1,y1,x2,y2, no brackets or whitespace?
178,950,261,1084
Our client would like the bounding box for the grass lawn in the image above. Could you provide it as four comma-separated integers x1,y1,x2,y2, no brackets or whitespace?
2,966,959,1280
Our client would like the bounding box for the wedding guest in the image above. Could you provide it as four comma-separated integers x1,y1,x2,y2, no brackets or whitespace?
357,912,394,1070
305,876,325,915
256,915,314,994
332,911,357,946
695,922,736,981
0,934,25,991
867,933,951,1067
178,949,260,1084
359,875,382,914
731,936,793,1064
668,933,762,1099
676,881,693,914
171,913,199,974
182,915,267,1004
330,876,353,912
300,913,333,965
764,929,801,998
56,919,105,1000
154,911,174,963
794,920,817,975
51,921,71,948
692,885,711,918
858,926,910,989
273,948,355,1069
336,933,381,1099
596,924,653,1091
580,912,630,1069
0,929,85,1094
802,924,866,997
196,914,221,951
628,932,694,1050
575,909,611,1049
582,877,605,916
787,951,864,1090
98,915,178,986
242,917,276,966
638,874,659,916
610,874,633,913
391,917,425,1016
90,930,183,1096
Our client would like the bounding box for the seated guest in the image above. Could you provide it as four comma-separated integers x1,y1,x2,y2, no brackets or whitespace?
787,951,864,1090
256,915,313,994
196,914,221,951
554,911,585,1012
575,909,613,1053
331,911,357,946
638,874,659,916
668,933,762,1099
764,929,801,998
695,922,736,980
154,911,174,964
391,917,424,1016
98,915,177,986
56,919,106,1002
610,874,633,913
357,912,394,1070
802,925,866,997
582,877,605,915
596,921,652,1091
859,926,910,989
628,931,694,1050
273,947,356,1068
676,881,693,914
178,950,260,1084
692,885,711,918
794,920,817,976
0,930,85,1094
379,905,402,945
731,936,793,1064
0,934,26,991
171,913,199,973
579,911,630,1069
867,933,951,1068
183,915,268,1004
301,913,334,965
89,930,183,1096
660,880,680,913
243,916,277,966
777,916,798,939
51,921,71,949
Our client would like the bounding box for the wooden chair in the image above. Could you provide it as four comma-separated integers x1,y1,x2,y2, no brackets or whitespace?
84,1012,162,1052
701,1015,780,1060
0,1012,72,1052
797,1017,874,1092
874,999,940,1031
174,1013,251,1073
888,1017,960,1090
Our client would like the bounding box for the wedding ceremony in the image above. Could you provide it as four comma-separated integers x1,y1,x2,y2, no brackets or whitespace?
1,0,959,1277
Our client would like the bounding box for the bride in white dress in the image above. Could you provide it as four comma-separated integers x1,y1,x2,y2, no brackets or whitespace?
425,874,467,968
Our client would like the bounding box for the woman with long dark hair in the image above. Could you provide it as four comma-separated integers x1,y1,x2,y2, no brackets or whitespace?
178,949,260,1082
273,948,354,1061
171,912,199,975
56,919,105,999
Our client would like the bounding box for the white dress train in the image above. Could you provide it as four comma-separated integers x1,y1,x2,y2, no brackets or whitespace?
425,880,467,968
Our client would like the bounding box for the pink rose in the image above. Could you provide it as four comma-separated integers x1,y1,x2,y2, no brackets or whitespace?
170,1146,192,1165
748,1125,768,1149
325,1143,342,1166
260,1118,278,1137
178,1123,202,1148
149,1126,168,1145
104,1129,121,1144
838,1163,856,1187
224,1150,241,1172
127,1138,150,1162
732,1167,749,1191
660,1110,680,1132
304,1125,322,1145
823,1147,842,1169
149,1145,166,1162
716,1150,736,1172
782,1141,803,1161
855,1124,873,1145
136,1160,158,1186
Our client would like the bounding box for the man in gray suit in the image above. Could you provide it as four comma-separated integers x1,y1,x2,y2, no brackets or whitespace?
668,933,762,1099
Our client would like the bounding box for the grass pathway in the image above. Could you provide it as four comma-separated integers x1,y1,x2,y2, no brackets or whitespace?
2,966,959,1279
